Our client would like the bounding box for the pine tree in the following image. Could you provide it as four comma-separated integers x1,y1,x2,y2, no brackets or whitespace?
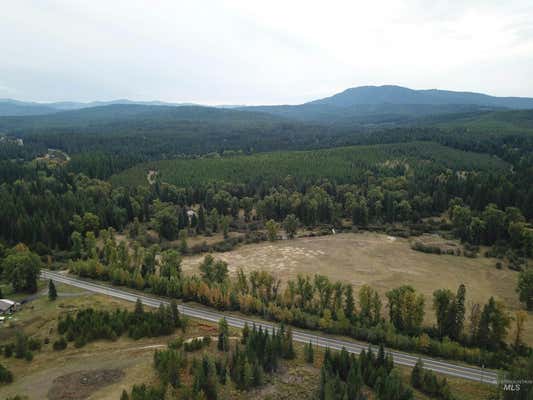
135,298,144,315
241,322,250,344
282,326,295,359
179,229,188,254
218,318,229,351
344,285,355,320
221,216,230,239
347,362,362,400
170,299,181,327
377,344,386,367
243,359,253,389
48,279,57,301
319,366,327,400
411,359,423,389
120,389,129,400
71,231,83,259
198,206,206,233
252,361,264,386
304,341,314,363
453,284,466,340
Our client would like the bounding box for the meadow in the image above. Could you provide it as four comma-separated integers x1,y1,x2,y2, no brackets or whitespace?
181,232,531,345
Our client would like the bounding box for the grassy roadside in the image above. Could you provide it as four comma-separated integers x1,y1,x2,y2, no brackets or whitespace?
0,281,497,399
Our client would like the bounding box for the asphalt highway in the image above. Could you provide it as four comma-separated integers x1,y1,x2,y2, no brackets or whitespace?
41,269,499,384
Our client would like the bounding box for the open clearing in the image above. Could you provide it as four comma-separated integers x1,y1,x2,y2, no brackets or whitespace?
182,231,532,344
0,288,218,400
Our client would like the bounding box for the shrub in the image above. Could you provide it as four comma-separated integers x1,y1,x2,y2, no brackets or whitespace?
184,336,211,352
0,363,13,383
53,337,67,351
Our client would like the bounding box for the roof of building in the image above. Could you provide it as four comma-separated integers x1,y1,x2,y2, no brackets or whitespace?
0,299,17,311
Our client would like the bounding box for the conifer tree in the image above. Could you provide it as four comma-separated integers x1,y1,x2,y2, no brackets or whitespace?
347,362,363,400
282,326,295,359
135,298,144,315
48,279,57,301
241,322,250,344
218,318,229,352
198,206,206,233
170,299,181,327
304,341,314,364
453,284,466,340
344,285,355,320
179,229,188,254
411,359,423,389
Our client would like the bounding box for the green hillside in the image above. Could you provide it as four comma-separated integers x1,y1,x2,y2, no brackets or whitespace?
436,109,533,134
110,141,507,188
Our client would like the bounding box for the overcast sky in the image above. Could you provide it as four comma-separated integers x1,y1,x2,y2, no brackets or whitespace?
2,0,533,104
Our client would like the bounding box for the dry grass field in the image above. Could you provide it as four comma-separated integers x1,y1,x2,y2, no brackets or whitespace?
0,286,219,400
182,231,532,345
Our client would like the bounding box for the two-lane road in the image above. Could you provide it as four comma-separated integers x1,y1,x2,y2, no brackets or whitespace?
41,269,499,384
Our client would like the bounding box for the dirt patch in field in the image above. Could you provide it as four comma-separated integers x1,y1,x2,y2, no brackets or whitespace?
47,369,125,400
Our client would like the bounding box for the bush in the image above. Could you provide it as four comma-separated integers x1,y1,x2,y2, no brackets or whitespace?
74,335,87,348
0,363,13,383
412,359,455,400
53,337,67,351
168,337,184,350
411,241,441,254
28,338,41,351
184,336,211,352
3,344,14,358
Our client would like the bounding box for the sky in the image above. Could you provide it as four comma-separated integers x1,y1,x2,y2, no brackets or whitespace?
1,0,533,105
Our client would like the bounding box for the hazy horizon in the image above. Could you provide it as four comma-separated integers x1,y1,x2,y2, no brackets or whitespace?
2,1,533,105
4,84,533,108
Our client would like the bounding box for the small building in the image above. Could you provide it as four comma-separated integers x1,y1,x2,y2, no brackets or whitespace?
0,299,20,315
187,209,198,221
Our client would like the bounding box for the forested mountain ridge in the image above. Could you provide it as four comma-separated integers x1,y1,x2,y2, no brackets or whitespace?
0,99,59,116
243,102,495,125
3,85,533,123
309,85,533,108
0,104,287,133
239,85,533,124
0,98,197,116
436,109,533,133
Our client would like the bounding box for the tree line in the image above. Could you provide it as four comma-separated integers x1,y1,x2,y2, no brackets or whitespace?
69,235,525,369
56,299,184,348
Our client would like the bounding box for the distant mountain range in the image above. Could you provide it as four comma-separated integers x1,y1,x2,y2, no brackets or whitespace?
0,98,197,116
308,85,533,108
239,85,533,125
2,85,533,126
0,104,290,137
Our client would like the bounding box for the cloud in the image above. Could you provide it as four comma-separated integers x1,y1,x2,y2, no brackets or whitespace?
1,0,532,103
0,82,16,96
